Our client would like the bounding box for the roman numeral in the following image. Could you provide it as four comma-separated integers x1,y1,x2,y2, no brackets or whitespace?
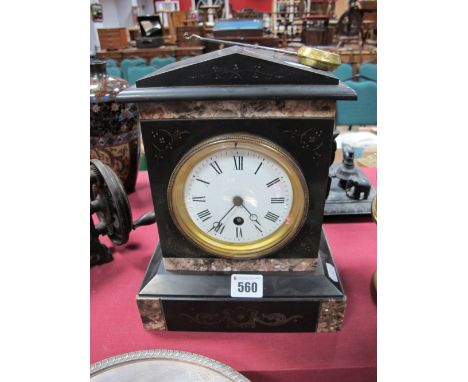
197,209,212,222
271,197,285,204
214,222,225,234
266,178,280,187
236,227,243,238
192,196,206,202
233,156,243,170
196,178,210,185
264,211,280,223
254,162,263,175
210,161,222,175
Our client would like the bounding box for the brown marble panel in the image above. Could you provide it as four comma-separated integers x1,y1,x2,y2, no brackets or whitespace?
136,297,167,331
138,99,335,120
163,257,318,272
316,298,346,332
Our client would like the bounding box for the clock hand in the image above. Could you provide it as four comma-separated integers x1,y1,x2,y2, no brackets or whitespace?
240,203,262,226
208,204,236,232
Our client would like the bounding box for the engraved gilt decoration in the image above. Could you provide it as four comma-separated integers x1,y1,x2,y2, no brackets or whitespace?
283,127,324,160
180,307,303,329
187,63,288,82
151,129,189,160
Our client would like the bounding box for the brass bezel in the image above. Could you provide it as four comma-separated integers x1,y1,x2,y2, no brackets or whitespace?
167,133,309,259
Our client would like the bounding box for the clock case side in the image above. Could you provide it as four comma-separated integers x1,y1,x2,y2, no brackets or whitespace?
140,117,335,264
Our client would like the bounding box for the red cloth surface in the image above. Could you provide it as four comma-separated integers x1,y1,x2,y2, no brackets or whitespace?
91,169,377,382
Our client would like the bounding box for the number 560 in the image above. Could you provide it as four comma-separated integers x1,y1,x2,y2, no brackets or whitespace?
237,281,258,293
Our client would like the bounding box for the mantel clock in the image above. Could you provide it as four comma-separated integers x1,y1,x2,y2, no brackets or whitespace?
118,46,357,332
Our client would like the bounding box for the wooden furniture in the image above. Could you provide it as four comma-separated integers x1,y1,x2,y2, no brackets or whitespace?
96,46,205,64
301,15,334,46
235,8,263,19
309,0,336,17
128,27,141,43
158,10,186,44
176,26,203,47
200,5,222,30
97,28,129,50
272,0,305,39
203,18,279,52
323,45,377,75
360,1,377,43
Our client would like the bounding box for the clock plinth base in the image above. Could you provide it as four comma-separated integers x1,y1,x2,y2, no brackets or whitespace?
162,257,318,272
136,231,346,332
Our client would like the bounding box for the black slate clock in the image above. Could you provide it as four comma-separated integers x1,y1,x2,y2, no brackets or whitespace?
118,46,357,332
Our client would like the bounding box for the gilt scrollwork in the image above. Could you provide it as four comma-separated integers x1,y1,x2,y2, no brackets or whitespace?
283,127,323,160
180,306,303,329
187,63,288,82
151,129,189,160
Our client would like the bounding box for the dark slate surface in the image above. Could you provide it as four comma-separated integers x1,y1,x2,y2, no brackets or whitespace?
117,46,357,102
137,231,344,332
139,230,344,298
136,46,339,87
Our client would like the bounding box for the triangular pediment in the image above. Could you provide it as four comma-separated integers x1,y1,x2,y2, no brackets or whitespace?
136,46,339,88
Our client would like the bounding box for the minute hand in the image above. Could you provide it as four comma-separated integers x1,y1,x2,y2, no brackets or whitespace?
220,204,237,222
208,204,236,232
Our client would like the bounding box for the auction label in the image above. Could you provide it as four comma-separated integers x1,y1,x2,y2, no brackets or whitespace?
230,274,263,298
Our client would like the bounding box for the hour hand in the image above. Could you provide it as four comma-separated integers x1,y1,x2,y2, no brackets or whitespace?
240,203,261,226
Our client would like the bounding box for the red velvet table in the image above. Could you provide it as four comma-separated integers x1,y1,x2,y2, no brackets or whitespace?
91,168,377,382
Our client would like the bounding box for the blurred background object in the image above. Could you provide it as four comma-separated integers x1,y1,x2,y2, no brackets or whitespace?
90,60,141,193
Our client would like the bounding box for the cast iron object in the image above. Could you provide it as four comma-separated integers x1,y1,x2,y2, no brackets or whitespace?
335,145,371,200
325,143,376,216
337,0,362,37
90,159,156,266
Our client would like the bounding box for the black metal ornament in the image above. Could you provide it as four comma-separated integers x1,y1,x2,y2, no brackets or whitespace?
324,145,376,216
334,145,371,200
90,159,156,266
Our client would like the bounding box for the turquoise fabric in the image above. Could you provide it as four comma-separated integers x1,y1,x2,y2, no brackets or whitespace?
333,64,353,81
120,57,146,81
139,153,148,171
358,63,377,82
127,65,157,85
106,66,122,78
179,56,191,61
150,56,176,70
337,80,377,126
106,58,117,67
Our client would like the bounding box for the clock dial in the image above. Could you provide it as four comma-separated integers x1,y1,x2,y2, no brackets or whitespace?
168,134,308,259
185,148,293,244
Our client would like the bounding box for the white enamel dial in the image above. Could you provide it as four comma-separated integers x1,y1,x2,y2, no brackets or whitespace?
184,148,293,243
168,134,308,258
